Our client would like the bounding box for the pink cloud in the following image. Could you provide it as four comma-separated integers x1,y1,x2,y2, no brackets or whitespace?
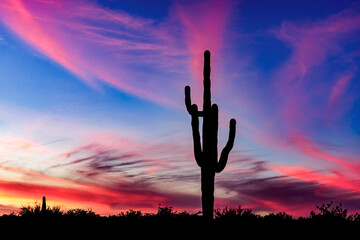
326,73,354,120
0,0,92,79
328,75,353,107
283,132,360,180
271,165,360,194
0,137,201,215
0,178,169,215
271,5,360,127
245,195,308,216
225,5,360,174
216,160,360,217
215,5,360,167
0,0,188,106
175,0,236,85
0,105,203,214
288,132,348,167
274,6,360,73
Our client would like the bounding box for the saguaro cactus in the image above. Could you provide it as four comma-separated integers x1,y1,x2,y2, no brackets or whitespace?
185,50,236,220
41,196,46,213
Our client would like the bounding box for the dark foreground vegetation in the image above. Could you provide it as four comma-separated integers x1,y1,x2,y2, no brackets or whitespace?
0,201,359,236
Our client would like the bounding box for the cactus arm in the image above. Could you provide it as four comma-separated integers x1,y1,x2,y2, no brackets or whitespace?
215,119,236,173
185,86,203,116
191,104,203,167
185,85,193,114
203,50,211,111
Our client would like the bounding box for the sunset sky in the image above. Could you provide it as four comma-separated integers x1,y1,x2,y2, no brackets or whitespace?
0,0,359,216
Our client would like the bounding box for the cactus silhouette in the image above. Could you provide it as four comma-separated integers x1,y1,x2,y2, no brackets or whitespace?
41,196,46,213
185,50,236,220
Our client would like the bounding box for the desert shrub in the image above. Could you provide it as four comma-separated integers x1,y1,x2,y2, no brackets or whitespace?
19,203,42,216
263,212,293,223
118,209,143,221
156,204,176,218
309,202,351,223
18,203,63,217
64,208,99,218
214,205,259,223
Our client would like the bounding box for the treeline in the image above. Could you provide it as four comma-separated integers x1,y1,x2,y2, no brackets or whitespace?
1,201,359,237
1,201,360,224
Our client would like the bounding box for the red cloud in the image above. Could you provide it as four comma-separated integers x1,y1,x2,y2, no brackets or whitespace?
0,177,169,215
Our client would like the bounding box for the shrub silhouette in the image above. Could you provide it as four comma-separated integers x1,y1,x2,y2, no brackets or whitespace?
214,205,259,225
263,211,293,224
156,204,176,218
118,209,142,219
309,201,351,223
19,203,63,217
215,206,253,219
19,203,42,217
3,199,360,234
64,208,99,218
185,50,236,220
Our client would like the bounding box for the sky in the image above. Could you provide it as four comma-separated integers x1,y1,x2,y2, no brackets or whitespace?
0,0,359,217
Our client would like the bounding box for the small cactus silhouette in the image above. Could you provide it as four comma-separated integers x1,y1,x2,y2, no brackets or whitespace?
185,50,236,220
41,196,46,213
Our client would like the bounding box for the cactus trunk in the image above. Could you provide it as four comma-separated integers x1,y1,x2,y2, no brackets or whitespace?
201,169,215,219
185,50,236,220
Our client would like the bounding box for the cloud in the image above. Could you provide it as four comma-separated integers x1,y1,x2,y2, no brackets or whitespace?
286,132,360,172
271,165,360,192
0,0,189,106
325,73,356,123
205,4,360,173
228,4,360,171
0,114,203,214
270,4,360,130
0,203,18,214
1,106,360,216
223,176,321,213
0,178,169,214
0,137,203,215
51,142,151,178
217,166,360,216
211,149,360,216
328,74,353,108
175,0,237,84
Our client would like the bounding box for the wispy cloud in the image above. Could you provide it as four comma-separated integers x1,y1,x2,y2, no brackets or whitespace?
0,0,190,106
175,0,237,84
0,177,170,214
217,157,360,216
0,101,202,214
207,5,360,216
286,132,360,173
271,4,360,130
328,74,353,108
0,133,201,214
229,3,360,157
